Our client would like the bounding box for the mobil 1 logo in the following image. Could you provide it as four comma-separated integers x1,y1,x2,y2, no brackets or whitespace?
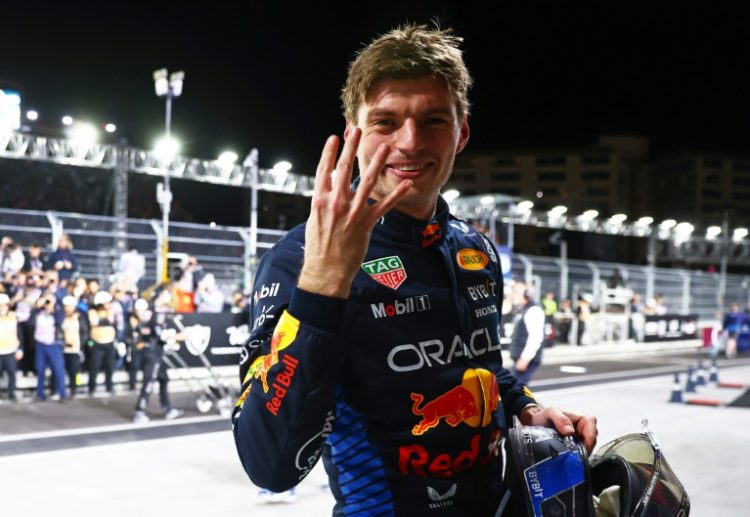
371,295,431,319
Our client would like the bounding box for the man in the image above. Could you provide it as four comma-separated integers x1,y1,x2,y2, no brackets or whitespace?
0,293,24,402
509,283,546,386
722,303,743,358
46,234,78,283
233,24,597,515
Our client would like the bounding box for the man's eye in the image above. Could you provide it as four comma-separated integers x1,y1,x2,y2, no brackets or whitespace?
374,119,395,127
426,117,449,125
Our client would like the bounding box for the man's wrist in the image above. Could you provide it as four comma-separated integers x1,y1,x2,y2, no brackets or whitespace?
519,403,544,425
298,267,353,299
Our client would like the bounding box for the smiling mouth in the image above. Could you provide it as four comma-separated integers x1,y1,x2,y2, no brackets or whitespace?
385,163,432,179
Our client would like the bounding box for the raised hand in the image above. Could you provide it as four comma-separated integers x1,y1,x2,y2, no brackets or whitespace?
297,128,412,298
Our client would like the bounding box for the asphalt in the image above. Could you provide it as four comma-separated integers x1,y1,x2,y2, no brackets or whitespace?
1,340,748,516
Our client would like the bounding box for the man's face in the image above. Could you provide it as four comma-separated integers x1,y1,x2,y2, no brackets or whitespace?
347,76,470,220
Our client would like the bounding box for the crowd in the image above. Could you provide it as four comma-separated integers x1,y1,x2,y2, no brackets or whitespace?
0,234,250,408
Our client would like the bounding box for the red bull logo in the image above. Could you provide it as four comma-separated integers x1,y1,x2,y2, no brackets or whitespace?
421,223,442,248
410,368,499,436
245,311,300,393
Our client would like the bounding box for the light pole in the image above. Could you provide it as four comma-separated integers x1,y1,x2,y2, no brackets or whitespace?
153,68,184,284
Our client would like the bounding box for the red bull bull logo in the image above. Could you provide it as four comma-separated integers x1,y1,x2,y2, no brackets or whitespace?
410,368,499,436
243,311,300,407
421,223,442,247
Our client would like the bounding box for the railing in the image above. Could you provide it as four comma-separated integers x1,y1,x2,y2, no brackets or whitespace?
1,206,746,320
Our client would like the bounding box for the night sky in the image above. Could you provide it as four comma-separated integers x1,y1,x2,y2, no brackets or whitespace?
2,3,747,175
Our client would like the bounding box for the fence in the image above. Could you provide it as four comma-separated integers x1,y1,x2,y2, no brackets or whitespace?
2,207,746,320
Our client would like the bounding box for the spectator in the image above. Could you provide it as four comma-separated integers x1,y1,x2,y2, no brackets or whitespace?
30,292,67,401
542,291,557,317
22,243,45,275
118,247,145,292
576,293,593,346
87,291,117,396
509,282,546,386
653,295,667,315
554,298,574,344
195,274,224,313
47,234,78,282
15,273,43,376
174,256,202,313
722,303,743,359
1,238,25,287
0,293,24,402
230,290,250,317
607,267,628,289
61,295,88,398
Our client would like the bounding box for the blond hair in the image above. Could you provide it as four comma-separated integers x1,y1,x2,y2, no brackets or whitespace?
341,23,472,123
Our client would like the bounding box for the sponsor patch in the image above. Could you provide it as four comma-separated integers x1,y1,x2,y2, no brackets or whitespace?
361,255,407,290
410,368,499,436
251,311,300,393
421,223,442,248
371,295,431,319
456,249,489,271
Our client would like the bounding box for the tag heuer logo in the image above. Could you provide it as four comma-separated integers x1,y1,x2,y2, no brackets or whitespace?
361,256,407,290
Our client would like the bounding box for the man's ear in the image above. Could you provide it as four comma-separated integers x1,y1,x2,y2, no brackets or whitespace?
456,115,471,154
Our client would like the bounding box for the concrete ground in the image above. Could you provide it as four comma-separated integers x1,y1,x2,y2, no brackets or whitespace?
0,343,748,516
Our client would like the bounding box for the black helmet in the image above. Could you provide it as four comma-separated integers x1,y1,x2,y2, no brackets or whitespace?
589,421,690,516
502,418,690,517
503,416,595,516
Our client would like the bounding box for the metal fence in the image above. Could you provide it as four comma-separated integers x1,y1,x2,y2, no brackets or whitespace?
512,254,749,321
0,207,284,295
2,206,746,320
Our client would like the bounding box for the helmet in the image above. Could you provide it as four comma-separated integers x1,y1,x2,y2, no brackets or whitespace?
590,424,690,516
62,295,78,307
134,298,149,312
502,419,690,517
0,293,9,305
503,416,594,516
93,291,112,306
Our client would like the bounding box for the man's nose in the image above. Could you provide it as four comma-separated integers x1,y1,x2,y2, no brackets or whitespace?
393,119,424,154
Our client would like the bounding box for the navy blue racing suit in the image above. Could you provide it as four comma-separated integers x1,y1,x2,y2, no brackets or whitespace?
232,196,538,516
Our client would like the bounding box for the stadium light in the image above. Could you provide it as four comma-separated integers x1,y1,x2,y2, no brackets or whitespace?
660,219,677,230
218,151,238,166
443,189,460,202
69,122,99,146
104,123,117,133
26,110,38,121
610,213,627,225
636,216,654,227
549,205,568,217
733,228,748,242
480,195,495,205
154,135,180,162
271,160,293,174
706,226,722,240
62,115,74,126
579,209,598,221
153,67,186,283
516,200,534,213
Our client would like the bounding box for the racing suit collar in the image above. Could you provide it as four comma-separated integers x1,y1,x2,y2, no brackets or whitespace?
379,195,449,248
350,177,449,248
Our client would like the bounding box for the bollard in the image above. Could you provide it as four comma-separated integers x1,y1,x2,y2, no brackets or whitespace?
685,366,697,393
708,356,719,384
696,360,708,386
669,372,683,403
